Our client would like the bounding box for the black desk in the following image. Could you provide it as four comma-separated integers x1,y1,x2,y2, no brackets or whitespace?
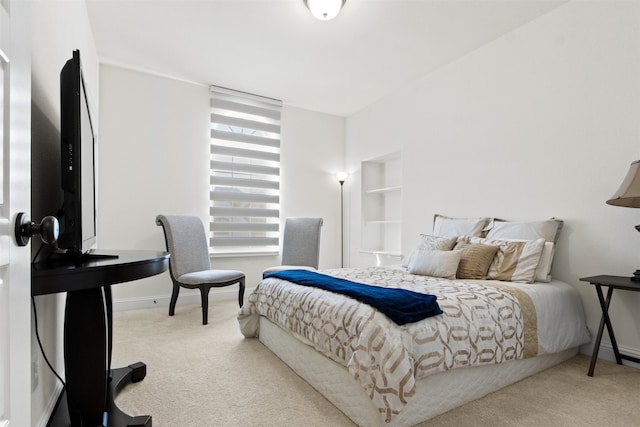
580,275,640,377
33,250,169,427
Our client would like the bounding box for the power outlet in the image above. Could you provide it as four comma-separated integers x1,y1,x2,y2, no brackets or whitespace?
31,359,39,391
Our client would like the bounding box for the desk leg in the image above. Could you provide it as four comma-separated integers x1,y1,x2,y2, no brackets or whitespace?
46,362,152,427
106,362,152,427
48,287,152,427
64,288,108,426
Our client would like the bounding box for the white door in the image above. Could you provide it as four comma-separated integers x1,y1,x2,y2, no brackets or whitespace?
0,1,32,426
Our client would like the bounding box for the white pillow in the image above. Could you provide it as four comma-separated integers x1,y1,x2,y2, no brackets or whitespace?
485,218,563,245
407,250,461,279
536,241,555,282
432,214,491,238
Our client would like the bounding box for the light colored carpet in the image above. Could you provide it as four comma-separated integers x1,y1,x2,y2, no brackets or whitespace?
112,300,640,427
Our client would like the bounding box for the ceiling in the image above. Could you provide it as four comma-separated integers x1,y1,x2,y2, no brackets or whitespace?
86,0,565,117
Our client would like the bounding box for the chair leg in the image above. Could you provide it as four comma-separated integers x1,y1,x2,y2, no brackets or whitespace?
169,282,180,316
200,286,211,325
238,277,245,308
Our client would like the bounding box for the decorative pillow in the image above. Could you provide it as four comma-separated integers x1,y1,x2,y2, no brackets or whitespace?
453,242,499,279
432,214,491,238
484,218,563,281
401,234,458,267
488,239,555,282
417,234,458,250
407,250,461,279
470,237,546,283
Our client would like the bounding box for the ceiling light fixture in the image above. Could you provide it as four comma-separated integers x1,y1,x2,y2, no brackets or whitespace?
304,0,346,21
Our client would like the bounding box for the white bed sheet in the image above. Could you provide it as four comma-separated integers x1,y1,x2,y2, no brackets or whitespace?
459,278,590,354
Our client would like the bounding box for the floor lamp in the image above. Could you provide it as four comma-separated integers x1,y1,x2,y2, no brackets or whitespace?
336,172,349,268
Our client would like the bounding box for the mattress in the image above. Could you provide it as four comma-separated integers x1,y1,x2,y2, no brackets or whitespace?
239,267,590,426
259,316,579,427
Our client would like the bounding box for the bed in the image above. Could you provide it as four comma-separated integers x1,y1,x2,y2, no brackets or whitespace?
238,216,591,426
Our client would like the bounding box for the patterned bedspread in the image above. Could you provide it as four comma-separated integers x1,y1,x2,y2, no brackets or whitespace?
238,267,539,423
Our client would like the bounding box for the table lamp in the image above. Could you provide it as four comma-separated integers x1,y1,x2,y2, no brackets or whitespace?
606,160,640,280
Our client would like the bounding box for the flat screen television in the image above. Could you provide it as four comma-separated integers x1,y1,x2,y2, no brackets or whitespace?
57,50,97,257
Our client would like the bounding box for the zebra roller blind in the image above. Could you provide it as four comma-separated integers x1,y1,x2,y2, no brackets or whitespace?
210,86,282,254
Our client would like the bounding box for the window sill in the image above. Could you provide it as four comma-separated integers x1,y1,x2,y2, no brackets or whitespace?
210,251,279,259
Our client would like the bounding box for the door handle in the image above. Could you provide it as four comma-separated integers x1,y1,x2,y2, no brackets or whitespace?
14,212,59,246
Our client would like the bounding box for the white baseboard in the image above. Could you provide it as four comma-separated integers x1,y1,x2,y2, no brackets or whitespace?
36,381,63,427
112,287,241,312
579,341,640,370
34,290,241,424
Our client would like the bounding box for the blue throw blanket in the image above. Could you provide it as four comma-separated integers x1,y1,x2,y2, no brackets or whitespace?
263,269,442,325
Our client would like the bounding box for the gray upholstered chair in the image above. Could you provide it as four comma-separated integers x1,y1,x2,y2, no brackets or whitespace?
263,217,323,276
156,214,245,325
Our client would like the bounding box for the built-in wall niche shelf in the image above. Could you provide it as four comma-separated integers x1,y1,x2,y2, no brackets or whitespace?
361,151,402,260
366,220,401,225
360,250,403,257
360,250,403,267
366,186,402,195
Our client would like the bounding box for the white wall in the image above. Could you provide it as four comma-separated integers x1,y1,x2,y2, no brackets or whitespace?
31,1,98,425
97,65,346,309
28,2,638,423
346,1,640,358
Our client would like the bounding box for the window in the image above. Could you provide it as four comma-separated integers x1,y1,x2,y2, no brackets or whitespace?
209,86,282,254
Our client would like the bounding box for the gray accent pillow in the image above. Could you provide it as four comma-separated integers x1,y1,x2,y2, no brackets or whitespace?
402,234,458,267
432,214,491,238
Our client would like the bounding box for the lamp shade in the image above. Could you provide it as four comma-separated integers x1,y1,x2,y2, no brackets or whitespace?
336,171,349,183
607,160,640,208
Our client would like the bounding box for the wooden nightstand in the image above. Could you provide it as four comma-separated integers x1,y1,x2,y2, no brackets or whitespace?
580,275,640,376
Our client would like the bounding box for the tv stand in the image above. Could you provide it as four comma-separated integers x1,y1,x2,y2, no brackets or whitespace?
32,250,169,427
77,251,120,260
48,249,120,262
